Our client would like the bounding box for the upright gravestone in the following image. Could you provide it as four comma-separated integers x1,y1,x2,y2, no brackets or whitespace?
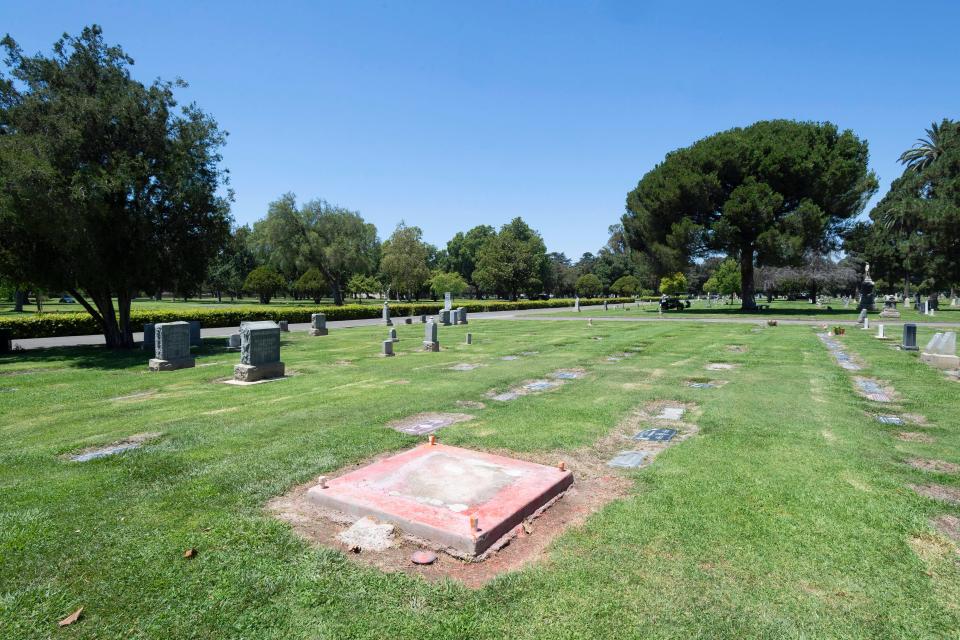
603,300,608,311
189,320,202,347
879,295,900,319
149,322,195,371
423,320,439,352
876,323,885,339
234,321,284,382
389,328,398,342
279,320,289,332
309,313,328,336
902,323,918,351
574,296,581,312
857,309,867,324
227,333,241,350
382,339,394,357
466,333,472,345
419,314,427,323
444,292,452,311
0,327,11,354
142,323,156,352
457,307,468,324
450,309,460,325
921,331,959,370
382,302,392,327
439,309,451,326
857,263,876,312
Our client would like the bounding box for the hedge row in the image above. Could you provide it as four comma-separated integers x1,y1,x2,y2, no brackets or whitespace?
2,298,634,339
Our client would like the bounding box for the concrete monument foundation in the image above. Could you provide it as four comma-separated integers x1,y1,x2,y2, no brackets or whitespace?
307,443,573,557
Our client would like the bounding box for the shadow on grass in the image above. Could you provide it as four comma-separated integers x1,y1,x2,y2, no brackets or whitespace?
0,338,232,370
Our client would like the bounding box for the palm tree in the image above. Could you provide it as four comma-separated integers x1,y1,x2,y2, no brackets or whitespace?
898,121,945,172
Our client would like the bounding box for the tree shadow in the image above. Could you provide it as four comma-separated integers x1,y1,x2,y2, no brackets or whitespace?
1,338,234,370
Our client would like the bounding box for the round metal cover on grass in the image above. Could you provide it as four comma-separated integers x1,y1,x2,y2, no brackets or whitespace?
411,550,438,565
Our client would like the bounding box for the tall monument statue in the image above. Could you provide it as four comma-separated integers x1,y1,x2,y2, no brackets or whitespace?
857,262,876,312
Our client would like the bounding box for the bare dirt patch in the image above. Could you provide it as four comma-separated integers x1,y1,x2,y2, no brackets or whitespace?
268,403,698,588
821,429,837,442
268,454,630,589
931,515,960,544
387,412,474,436
705,362,738,371
909,483,960,505
906,458,960,474
898,432,934,443
901,413,930,426
642,400,698,424
726,345,747,353
455,400,486,410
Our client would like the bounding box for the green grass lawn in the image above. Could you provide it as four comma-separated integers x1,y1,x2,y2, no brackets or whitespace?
0,295,452,317
1,319,958,638
546,298,960,323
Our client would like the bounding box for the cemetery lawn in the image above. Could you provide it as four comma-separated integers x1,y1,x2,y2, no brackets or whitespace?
540,298,960,323
0,297,470,317
1,320,959,639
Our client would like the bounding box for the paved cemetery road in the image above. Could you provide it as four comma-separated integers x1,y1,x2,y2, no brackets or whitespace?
11,304,960,350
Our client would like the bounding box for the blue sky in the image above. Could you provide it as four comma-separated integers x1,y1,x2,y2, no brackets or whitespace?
3,1,958,258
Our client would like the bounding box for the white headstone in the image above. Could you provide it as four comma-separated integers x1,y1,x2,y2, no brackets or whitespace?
444,292,452,310
876,324,885,339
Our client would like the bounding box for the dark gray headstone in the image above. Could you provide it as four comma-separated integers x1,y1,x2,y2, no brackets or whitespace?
189,320,201,347
902,323,918,351
382,339,394,356
458,307,468,324
382,303,392,326
149,321,195,371
309,313,328,336
156,322,191,360
142,323,156,351
0,327,11,354
241,321,281,365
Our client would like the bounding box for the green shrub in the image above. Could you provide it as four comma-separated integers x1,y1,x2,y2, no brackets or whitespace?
1,297,634,339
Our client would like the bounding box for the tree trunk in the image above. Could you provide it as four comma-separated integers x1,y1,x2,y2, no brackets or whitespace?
810,282,818,305
739,248,757,311
70,288,133,349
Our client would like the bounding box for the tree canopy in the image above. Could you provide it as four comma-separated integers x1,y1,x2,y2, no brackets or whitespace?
249,194,379,305
444,225,495,296
849,119,960,295
575,273,602,297
379,224,431,299
472,217,548,300
0,26,232,346
243,266,284,304
623,120,877,310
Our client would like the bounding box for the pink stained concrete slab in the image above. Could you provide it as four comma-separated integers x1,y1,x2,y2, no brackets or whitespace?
307,443,573,557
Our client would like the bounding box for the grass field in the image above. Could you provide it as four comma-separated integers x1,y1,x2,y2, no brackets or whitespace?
1,319,958,638
0,296,431,317
545,298,960,324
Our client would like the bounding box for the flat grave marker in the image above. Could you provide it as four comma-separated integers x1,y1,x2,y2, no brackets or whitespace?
655,407,685,421
607,451,650,469
633,428,677,442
